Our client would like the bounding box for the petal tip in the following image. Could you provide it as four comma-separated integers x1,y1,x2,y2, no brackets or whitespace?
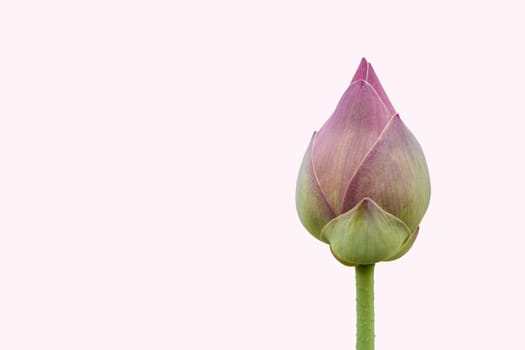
351,58,370,83
357,196,376,209
359,197,372,208
362,61,396,115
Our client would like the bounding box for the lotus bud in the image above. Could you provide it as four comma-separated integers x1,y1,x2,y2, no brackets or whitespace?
296,58,430,266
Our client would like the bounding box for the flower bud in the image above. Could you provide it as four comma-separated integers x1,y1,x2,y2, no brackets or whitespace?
296,58,430,266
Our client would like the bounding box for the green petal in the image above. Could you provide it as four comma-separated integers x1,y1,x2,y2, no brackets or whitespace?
384,227,419,261
320,198,411,265
296,133,336,242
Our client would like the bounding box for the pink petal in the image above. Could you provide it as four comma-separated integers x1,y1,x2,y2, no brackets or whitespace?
313,81,392,214
341,115,431,231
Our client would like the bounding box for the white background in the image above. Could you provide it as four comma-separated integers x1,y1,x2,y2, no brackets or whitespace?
1,1,523,349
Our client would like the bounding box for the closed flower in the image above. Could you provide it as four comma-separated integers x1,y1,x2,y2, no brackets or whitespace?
296,58,431,266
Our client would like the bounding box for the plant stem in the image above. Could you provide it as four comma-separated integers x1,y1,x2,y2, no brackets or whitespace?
356,264,375,350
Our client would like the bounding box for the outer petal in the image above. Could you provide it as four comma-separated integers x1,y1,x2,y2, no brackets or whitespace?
296,133,336,242
384,227,419,261
351,58,396,115
313,80,392,214
342,115,431,231
320,198,411,265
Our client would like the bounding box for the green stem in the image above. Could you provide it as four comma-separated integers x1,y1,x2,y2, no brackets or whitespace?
356,264,375,350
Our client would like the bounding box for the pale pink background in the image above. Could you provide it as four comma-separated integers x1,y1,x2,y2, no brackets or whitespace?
1,1,523,349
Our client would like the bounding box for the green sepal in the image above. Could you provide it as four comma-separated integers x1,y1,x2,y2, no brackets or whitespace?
296,133,335,242
320,197,411,265
384,227,419,261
